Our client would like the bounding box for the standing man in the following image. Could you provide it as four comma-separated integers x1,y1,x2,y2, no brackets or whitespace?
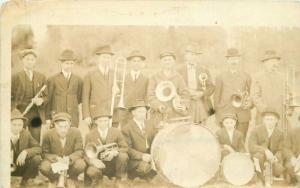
179,44,215,124
122,100,157,180
11,48,48,142
248,108,284,184
214,48,252,139
84,111,128,187
46,49,83,127
10,109,42,188
147,51,189,126
82,45,118,127
251,50,288,131
40,112,86,187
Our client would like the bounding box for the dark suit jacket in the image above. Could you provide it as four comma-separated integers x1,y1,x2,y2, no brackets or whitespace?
11,70,48,122
216,128,246,152
214,70,251,123
178,65,215,115
46,73,83,127
82,69,114,119
42,127,83,164
12,129,42,158
284,127,300,161
123,73,148,108
249,125,284,159
122,119,157,160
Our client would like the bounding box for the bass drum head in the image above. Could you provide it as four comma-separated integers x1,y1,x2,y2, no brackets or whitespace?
223,153,254,186
151,124,221,187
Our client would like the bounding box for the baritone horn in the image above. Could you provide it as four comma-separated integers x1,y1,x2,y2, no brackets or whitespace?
231,89,252,109
85,142,118,160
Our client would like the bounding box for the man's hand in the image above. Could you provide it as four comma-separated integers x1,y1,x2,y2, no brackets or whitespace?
16,150,27,166
291,157,297,166
224,145,235,153
91,158,105,169
265,149,274,161
32,97,43,106
45,120,52,129
84,117,92,125
142,154,152,163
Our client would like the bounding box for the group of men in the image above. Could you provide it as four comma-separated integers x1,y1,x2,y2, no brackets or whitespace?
10,43,300,187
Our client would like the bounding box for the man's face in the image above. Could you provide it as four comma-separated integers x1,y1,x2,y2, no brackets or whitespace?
61,60,75,73
160,56,175,70
226,56,240,70
185,51,199,66
263,114,278,130
222,118,236,131
96,54,112,68
132,107,147,121
22,54,37,70
54,120,70,138
95,117,110,131
11,119,24,135
129,57,145,71
264,59,280,72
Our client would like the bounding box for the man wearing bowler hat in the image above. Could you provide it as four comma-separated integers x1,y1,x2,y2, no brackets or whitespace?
178,44,215,124
147,51,189,126
248,108,284,184
82,45,120,127
214,48,252,139
46,49,83,128
122,100,157,180
84,110,128,187
251,50,291,131
11,48,48,142
10,109,42,188
40,112,86,187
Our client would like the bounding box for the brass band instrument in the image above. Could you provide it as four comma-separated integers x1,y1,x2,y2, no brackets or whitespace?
85,142,118,160
199,72,208,90
231,89,251,109
51,157,69,188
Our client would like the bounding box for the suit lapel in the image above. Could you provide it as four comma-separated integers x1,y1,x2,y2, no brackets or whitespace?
53,130,64,155
105,128,113,144
132,120,145,140
222,128,232,145
18,130,26,152
57,73,69,90
68,74,74,90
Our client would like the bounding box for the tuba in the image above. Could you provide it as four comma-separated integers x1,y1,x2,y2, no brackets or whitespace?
231,90,251,109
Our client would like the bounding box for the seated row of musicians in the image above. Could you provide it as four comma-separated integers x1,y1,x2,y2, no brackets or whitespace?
10,99,157,187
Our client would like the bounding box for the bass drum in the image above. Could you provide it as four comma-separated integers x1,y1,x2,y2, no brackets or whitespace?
151,123,221,187
222,153,255,186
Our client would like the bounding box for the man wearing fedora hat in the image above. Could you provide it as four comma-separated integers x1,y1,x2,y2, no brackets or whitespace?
147,51,189,126
178,44,215,124
46,49,83,128
251,50,289,131
248,108,284,183
214,48,252,139
40,112,86,187
82,45,119,127
122,100,157,180
84,110,128,187
10,109,42,187
11,48,48,142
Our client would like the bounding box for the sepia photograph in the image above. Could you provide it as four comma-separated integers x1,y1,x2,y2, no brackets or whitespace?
1,1,300,188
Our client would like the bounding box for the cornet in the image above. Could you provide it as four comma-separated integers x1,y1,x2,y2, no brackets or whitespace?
199,73,208,90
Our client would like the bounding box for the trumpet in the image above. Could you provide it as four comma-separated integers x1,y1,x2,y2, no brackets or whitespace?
85,142,118,160
199,72,208,90
231,90,252,109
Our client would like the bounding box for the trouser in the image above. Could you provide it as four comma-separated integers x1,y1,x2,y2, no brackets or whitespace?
84,153,128,186
285,161,300,184
236,121,249,140
127,160,157,180
11,155,41,180
253,152,284,177
40,158,86,182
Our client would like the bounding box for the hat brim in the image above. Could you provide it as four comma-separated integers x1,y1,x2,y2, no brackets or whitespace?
53,117,71,122
225,55,241,58
261,111,280,119
95,52,114,56
20,52,38,59
59,58,77,62
93,115,112,120
129,105,150,112
11,116,28,122
127,55,146,61
186,50,203,55
261,57,281,62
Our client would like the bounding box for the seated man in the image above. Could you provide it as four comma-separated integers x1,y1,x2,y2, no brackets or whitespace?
122,100,157,180
40,112,86,188
84,111,128,187
216,113,246,160
249,108,284,184
11,109,42,188
284,116,300,185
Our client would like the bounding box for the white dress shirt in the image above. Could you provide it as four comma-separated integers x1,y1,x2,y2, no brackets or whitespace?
60,137,67,148
226,129,234,143
98,65,109,76
62,69,71,80
131,70,140,82
98,128,108,141
267,128,275,138
24,69,33,81
11,133,20,145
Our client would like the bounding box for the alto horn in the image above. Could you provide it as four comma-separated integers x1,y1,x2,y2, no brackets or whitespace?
155,81,177,102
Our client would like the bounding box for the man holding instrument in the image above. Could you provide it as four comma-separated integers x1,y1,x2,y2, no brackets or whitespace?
84,110,128,187
11,48,48,142
82,45,120,128
249,108,284,184
122,100,157,180
46,49,83,128
10,109,42,188
40,112,86,188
